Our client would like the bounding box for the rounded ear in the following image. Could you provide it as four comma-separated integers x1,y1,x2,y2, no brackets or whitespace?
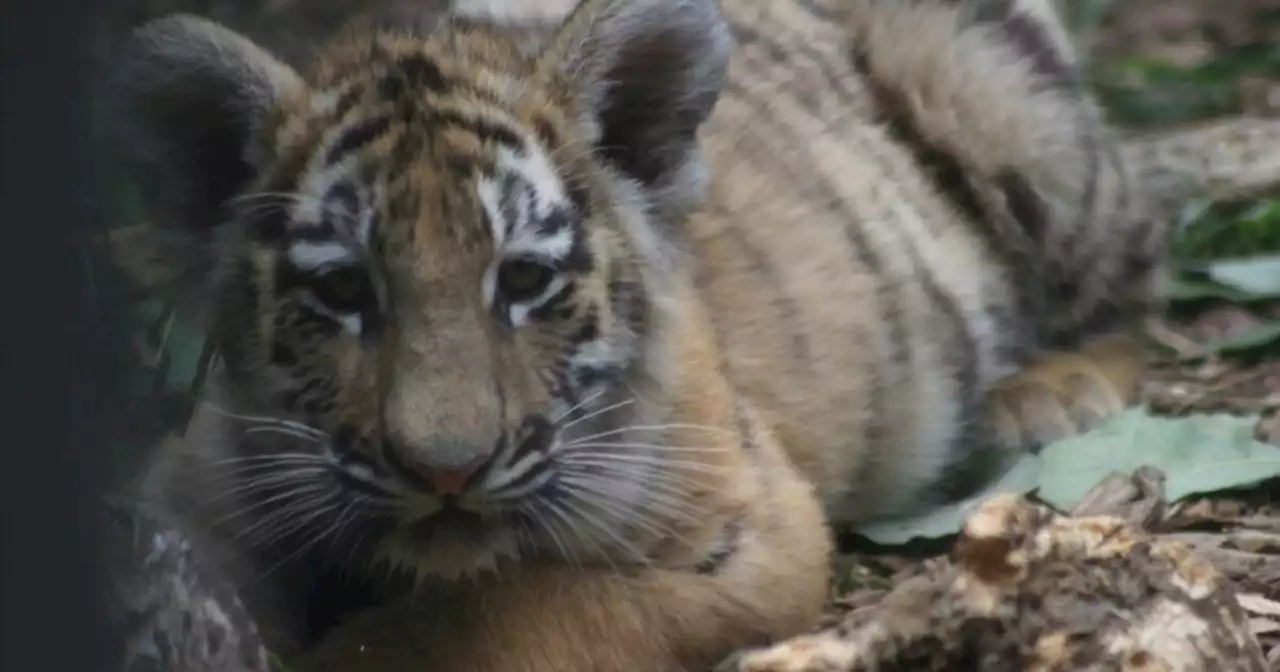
536,0,731,200
100,14,305,298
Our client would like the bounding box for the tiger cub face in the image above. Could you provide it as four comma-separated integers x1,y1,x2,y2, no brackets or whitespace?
107,0,730,579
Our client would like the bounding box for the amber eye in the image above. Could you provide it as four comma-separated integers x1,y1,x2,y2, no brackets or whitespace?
498,259,556,303
310,266,375,313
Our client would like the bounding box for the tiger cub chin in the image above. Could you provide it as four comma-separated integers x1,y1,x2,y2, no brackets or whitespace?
104,0,1233,668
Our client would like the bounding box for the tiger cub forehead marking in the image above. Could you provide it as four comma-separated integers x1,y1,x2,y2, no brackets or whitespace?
284,177,376,269
278,97,391,274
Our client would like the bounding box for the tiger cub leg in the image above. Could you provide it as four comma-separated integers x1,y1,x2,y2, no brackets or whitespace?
842,0,1164,451
984,332,1144,449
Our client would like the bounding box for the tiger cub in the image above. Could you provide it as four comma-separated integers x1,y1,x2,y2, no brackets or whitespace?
102,0,1264,669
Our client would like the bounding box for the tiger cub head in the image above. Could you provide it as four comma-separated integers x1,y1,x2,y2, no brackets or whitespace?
106,0,731,579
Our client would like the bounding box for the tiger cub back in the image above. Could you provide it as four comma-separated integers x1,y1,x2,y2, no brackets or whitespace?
688,0,1168,522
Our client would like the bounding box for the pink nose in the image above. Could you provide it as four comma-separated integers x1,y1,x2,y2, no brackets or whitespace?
413,455,489,496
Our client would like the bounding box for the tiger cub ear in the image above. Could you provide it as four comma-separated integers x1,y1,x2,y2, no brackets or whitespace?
536,0,731,207
101,15,305,297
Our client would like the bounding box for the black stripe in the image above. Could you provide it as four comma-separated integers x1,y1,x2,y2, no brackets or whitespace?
1058,120,1103,263
730,396,758,452
847,45,991,506
332,85,365,121
294,304,344,337
997,170,1049,244
966,0,1080,90
540,352,574,406
849,337,889,516
902,245,990,505
850,51,989,232
851,47,1050,336
325,182,361,225
505,415,554,468
569,306,600,345
569,362,625,396
840,219,905,515
326,115,393,165
694,517,743,575
1052,141,1133,337
496,171,524,237
387,130,425,179
562,220,595,275
911,246,980,429
488,461,547,496
378,53,449,103
724,74,909,384
609,270,649,343
986,298,1036,366
727,22,832,114
416,108,523,149
281,378,335,416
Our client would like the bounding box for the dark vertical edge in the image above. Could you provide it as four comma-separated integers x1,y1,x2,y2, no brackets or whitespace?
0,0,132,670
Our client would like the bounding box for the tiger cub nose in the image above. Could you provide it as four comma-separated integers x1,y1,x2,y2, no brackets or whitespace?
382,440,493,495
417,455,490,495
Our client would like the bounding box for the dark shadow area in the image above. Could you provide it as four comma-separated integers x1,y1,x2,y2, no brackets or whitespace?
1,1,134,669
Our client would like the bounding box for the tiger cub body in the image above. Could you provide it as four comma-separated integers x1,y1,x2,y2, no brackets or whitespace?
103,0,1268,669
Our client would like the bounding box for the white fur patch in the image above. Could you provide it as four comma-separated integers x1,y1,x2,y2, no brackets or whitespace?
287,241,353,269
477,144,569,245
309,87,342,116
292,157,354,225
508,275,570,327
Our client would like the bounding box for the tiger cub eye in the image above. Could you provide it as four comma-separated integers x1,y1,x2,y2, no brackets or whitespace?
310,266,374,313
498,259,555,303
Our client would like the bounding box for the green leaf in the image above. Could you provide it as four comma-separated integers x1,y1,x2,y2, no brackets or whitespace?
1162,276,1263,303
1174,198,1280,262
1204,320,1280,356
852,456,1042,545
850,407,1280,545
268,652,292,672
161,318,208,393
1202,256,1280,298
129,300,208,394
1036,407,1280,510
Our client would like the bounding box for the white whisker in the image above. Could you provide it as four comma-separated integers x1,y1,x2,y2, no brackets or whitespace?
554,486,646,571
200,403,330,439
552,388,608,424
562,454,734,478
564,422,734,446
558,396,635,431
563,441,734,455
